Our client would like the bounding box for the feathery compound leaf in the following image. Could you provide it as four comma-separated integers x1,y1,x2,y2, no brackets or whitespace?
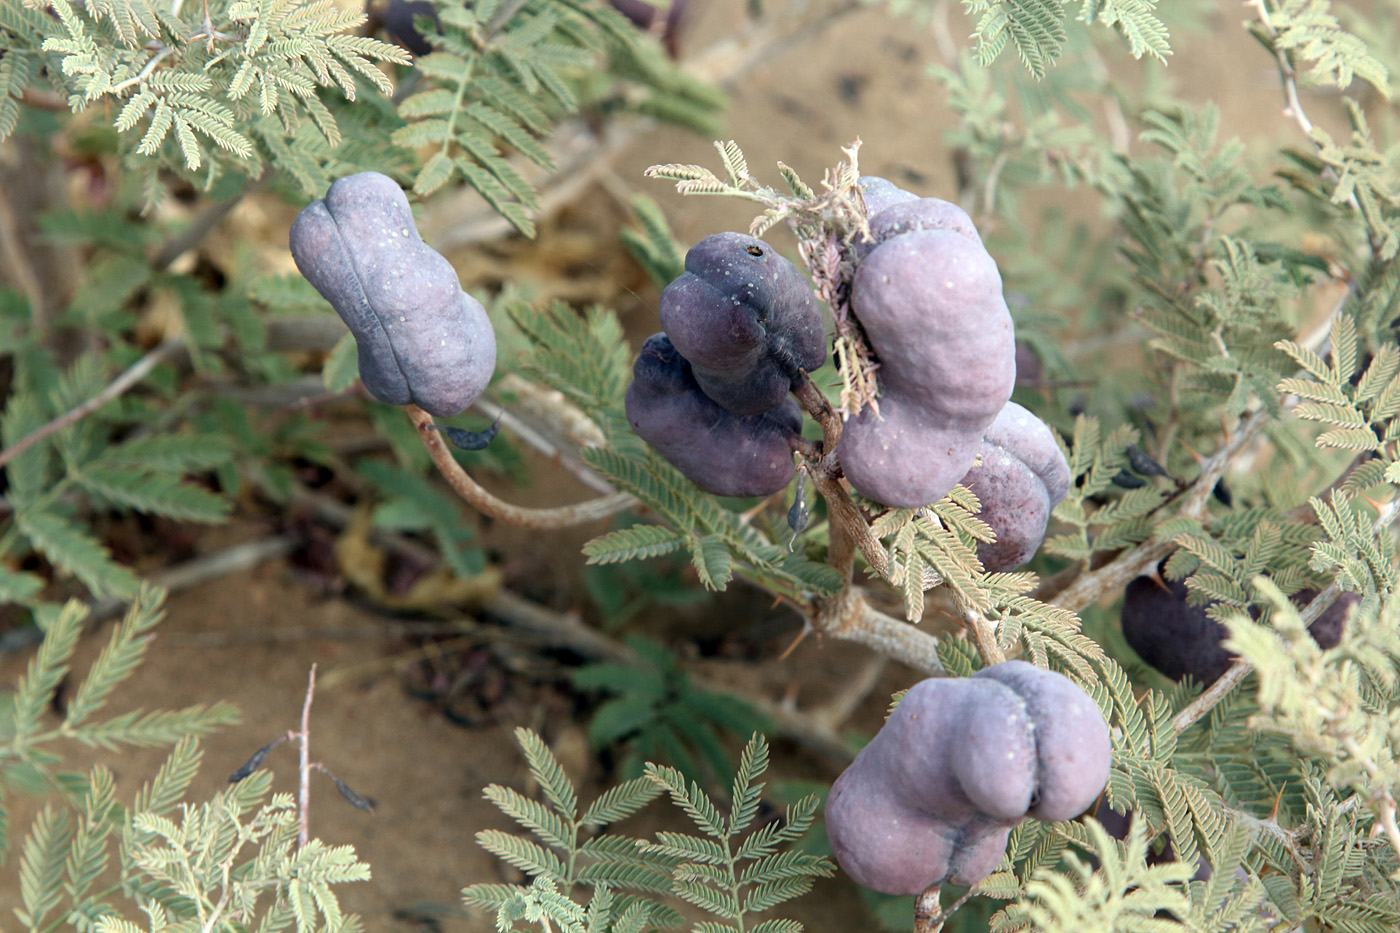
582,525,685,565
1269,0,1390,94
15,508,140,600
74,467,231,523
513,728,578,820
12,600,87,742
476,829,568,880
83,703,239,751
688,534,734,591
66,765,117,902
64,587,165,728
133,736,205,816
644,764,726,837
17,806,71,930
483,784,573,851
728,735,768,835
620,195,687,290
1006,817,1196,931
89,434,234,473
0,50,36,143
581,776,663,826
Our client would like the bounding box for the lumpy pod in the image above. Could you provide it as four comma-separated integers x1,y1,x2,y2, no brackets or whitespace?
625,333,802,498
1121,575,1358,685
290,171,496,417
825,660,1110,895
659,232,825,416
958,402,1071,571
837,223,1016,508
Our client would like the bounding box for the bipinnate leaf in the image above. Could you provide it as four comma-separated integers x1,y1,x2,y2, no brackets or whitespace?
65,587,166,728
581,776,663,826
582,525,684,565
17,805,71,930
15,509,139,600
12,600,86,742
513,727,578,821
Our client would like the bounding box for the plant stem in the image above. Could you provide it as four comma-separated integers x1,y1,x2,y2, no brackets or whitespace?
816,587,943,676
793,371,840,453
407,405,636,529
0,338,185,471
959,599,1005,666
297,664,316,849
913,885,943,933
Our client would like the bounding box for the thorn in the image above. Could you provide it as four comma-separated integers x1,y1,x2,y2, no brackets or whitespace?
1178,437,1206,467
1268,784,1285,823
778,622,812,660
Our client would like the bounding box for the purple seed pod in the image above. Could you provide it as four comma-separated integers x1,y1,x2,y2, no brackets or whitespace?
857,175,918,220
1121,577,1360,685
959,402,1071,572
825,661,1110,895
659,232,825,416
289,172,496,418
625,334,801,498
837,229,1016,508
853,179,979,261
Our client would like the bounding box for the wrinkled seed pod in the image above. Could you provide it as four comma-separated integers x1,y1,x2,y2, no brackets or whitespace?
625,334,801,498
837,230,1016,507
659,232,825,416
854,181,980,261
857,175,918,221
290,172,496,418
825,661,1110,895
960,402,1071,572
972,661,1110,821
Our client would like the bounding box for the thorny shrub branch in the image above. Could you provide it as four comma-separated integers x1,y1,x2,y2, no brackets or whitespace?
1172,494,1400,735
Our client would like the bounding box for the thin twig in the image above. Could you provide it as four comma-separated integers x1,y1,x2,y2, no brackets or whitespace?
297,664,316,849
817,587,944,676
793,372,841,453
406,405,636,529
109,46,176,95
959,600,1006,666
0,338,185,471
0,181,47,326
199,862,235,933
